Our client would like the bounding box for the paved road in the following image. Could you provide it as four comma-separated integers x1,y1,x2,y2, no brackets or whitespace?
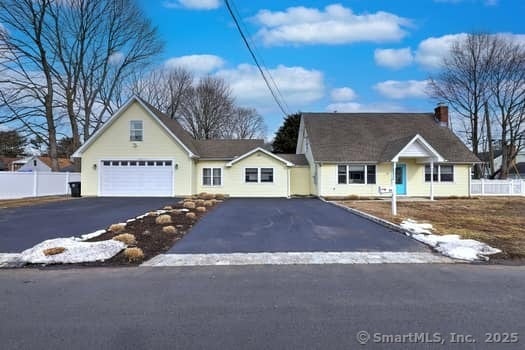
169,198,427,253
0,264,524,349
0,197,177,252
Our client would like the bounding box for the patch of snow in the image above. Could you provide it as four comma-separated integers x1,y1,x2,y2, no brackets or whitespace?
126,218,136,223
20,238,125,264
78,229,107,241
180,208,189,212
404,220,501,261
400,219,433,235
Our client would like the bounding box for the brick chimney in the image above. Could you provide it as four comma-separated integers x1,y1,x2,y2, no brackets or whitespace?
434,103,448,127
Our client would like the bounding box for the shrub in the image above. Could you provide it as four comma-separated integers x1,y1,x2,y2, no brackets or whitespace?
155,214,172,224
43,247,66,256
186,212,196,220
183,201,196,209
202,193,215,200
113,233,137,246
163,205,173,210
108,223,126,233
203,200,213,207
215,193,225,200
123,247,144,262
162,225,177,234
146,211,158,217
195,199,205,206
196,206,206,213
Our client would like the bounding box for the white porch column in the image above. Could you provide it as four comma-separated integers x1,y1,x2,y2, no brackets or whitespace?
430,159,434,200
391,161,397,216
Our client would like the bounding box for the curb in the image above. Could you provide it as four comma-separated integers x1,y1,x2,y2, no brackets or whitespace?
320,198,407,235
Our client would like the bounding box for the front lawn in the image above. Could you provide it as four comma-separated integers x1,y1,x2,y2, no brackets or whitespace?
336,197,525,261
0,195,71,209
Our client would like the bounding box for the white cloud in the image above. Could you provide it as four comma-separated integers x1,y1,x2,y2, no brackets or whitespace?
330,87,357,102
215,63,324,110
163,0,220,10
374,80,430,99
108,52,124,65
252,4,411,46
165,54,225,74
326,102,406,113
414,34,467,68
374,47,413,69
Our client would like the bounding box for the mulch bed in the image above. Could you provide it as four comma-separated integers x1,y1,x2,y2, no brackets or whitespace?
76,199,220,267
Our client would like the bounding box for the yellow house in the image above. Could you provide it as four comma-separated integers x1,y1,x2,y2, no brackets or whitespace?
72,97,478,198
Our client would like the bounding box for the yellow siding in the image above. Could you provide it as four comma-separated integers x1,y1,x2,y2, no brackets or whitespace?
400,158,470,197
290,167,311,195
195,151,290,197
318,160,470,197
80,101,194,196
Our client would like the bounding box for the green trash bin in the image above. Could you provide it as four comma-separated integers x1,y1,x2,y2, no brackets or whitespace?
68,181,81,197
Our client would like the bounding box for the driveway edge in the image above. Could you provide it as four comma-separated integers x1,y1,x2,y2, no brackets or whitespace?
320,198,407,234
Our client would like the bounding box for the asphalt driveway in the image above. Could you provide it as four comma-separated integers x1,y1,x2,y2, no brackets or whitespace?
0,197,176,253
169,198,428,253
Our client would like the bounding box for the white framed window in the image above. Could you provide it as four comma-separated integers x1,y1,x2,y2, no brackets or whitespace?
203,167,222,186
130,120,143,141
425,164,454,182
244,167,275,183
337,164,376,184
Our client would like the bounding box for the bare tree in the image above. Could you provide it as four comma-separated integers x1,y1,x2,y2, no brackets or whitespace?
0,0,162,169
428,33,496,178
132,67,193,119
178,76,234,140
223,107,266,139
487,36,525,178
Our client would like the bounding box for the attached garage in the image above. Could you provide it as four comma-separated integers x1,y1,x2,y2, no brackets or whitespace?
99,160,173,197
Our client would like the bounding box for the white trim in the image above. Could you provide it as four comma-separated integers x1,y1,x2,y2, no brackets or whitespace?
202,167,223,187
391,134,445,162
129,119,144,142
243,167,275,184
72,96,196,158
226,147,294,167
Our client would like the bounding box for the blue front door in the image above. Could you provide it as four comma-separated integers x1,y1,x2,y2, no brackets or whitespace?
395,164,407,195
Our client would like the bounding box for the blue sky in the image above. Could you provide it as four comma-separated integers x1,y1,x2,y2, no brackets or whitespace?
138,0,525,136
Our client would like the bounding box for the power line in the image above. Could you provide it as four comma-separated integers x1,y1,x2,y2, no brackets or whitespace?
228,0,290,115
224,0,290,117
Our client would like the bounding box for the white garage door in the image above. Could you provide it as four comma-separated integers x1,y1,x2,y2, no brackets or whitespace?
100,160,173,197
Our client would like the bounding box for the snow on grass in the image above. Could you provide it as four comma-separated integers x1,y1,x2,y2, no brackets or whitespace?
78,229,107,241
20,238,125,264
403,220,501,261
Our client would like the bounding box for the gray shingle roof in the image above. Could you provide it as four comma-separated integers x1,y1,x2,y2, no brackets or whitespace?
302,113,480,163
277,154,309,166
195,139,264,158
139,97,264,159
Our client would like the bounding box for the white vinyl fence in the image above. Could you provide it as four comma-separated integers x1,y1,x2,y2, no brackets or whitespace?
0,172,81,199
471,179,525,196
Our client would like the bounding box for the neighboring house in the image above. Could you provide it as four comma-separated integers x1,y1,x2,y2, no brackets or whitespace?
12,156,74,172
72,96,479,198
479,148,525,179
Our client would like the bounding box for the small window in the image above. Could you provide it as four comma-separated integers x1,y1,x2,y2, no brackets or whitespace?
147,161,154,166
203,168,222,186
260,168,274,183
440,165,454,182
338,165,347,184
366,165,376,184
348,165,365,184
425,165,439,182
130,161,137,166
103,161,110,166
121,161,128,166
130,120,143,141
155,161,163,166
245,168,258,183
138,161,145,166
165,161,172,166
111,161,119,166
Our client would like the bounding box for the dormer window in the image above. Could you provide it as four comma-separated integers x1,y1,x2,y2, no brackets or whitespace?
130,120,143,141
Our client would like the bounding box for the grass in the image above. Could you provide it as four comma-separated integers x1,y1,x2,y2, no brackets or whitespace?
43,247,66,256
112,233,137,246
0,196,71,209
123,247,144,262
155,214,172,224
337,197,525,259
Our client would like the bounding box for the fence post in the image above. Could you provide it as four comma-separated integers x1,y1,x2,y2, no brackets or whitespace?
33,171,38,197
481,178,485,195
509,180,513,195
